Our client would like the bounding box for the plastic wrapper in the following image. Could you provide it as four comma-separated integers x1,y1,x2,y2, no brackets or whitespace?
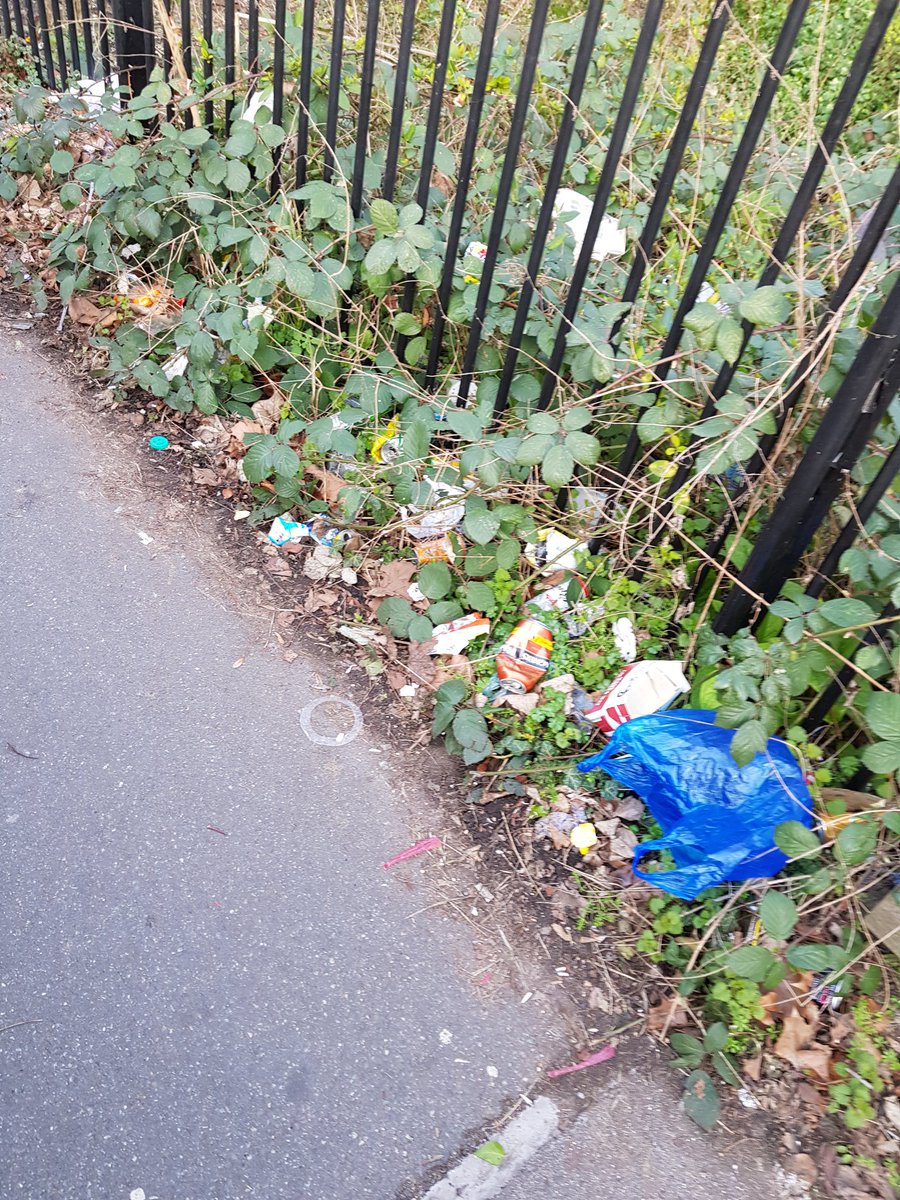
578,709,814,900
430,613,490,655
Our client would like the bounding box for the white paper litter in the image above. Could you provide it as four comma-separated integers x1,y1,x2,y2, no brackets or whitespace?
552,188,626,263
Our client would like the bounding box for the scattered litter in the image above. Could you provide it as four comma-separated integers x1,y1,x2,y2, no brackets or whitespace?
234,510,250,521
486,618,553,696
5,742,37,760
430,613,490,656
371,416,401,464
552,188,626,262
148,435,169,451
404,490,466,539
303,545,344,582
268,514,352,549
414,535,458,564
486,1065,498,1078
136,531,154,546
527,576,592,636
161,352,188,381
232,657,244,668
475,882,494,903
520,991,533,1004
382,835,441,870
69,74,121,114
298,695,364,747
439,1028,453,1045
583,660,689,732
524,529,586,575
341,566,358,586
207,825,228,836
338,625,386,648
245,300,275,328
242,88,274,123
737,1087,761,1110
476,972,494,987
698,280,731,315
399,684,419,698
578,709,814,899
546,1043,615,1079
407,582,426,602
612,617,637,662
445,376,477,410
570,822,599,855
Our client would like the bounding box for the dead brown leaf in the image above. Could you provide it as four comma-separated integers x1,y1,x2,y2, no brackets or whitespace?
191,467,219,487
613,795,645,821
385,667,407,692
251,394,284,432
304,463,347,507
774,1011,833,1080
760,971,816,1025
68,294,106,326
645,994,689,1033
406,638,438,691
367,559,418,599
304,589,339,613
742,1054,762,1081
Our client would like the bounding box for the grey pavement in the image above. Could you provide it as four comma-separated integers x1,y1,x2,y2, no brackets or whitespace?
0,333,782,1200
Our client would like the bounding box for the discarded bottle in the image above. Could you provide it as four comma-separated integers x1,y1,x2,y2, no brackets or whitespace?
495,618,553,694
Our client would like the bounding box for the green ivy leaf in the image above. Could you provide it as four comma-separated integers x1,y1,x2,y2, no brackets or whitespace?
50,149,75,175
729,719,768,767
369,198,399,235
737,286,790,326
377,596,415,637
835,819,877,866
408,614,434,642
786,943,851,974
364,239,398,275
392,311,421,337
540,443,575,488
464,498,501,545
418,561,453,600
683,1070,720,1131
564,430,600,466
452,708,489,750
774,821,821,859
759,891,798,941
473,1140,505,1167
725,945,776,983
396,240,421,273
715,316,744,364
444,409,483,442
863,693,900,742
224,159,252,192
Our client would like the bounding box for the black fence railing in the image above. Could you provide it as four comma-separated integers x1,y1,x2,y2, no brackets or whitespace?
2,0,899,657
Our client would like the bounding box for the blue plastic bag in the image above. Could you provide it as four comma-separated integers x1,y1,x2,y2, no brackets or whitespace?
577,709,813,900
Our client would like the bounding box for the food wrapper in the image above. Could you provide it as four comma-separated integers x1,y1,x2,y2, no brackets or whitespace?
583,661,689,733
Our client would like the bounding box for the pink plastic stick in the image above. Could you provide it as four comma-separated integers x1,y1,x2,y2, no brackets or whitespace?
382,836,441,870
546,1044,615,1078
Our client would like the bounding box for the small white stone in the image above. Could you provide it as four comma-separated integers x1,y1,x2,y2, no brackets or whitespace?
130,1189,146,1200
486,1065,498,1078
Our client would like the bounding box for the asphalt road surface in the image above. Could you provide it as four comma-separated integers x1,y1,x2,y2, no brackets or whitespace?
0,331,781,1200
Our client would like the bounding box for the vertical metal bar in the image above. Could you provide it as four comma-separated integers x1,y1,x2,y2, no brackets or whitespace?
64,0,81,74
714,275,900,635
805,602,898,730
161,0,173,119
535,0,664,413
664,0,898,490
11,0,24,40
350,0,381,218
79,0,94,75
35,0,56,87
202,0,213,128
140,0,153,87
178,0,191,123
118,0,149,94
1,0,11,40
269,0,287,188
492,0,607,420
49,0,69,87
381,0,417,202
224,0,235,128
807,437,900,600
294,0,315,191
323,0,346,183
699,160,900,573
23,0,43,79
618,0,812,472
423,0,500,390
609,0,731,350
453,0,551,406
394,0,456,352
96,0,110,78
109,0,124,81
246,0,257,88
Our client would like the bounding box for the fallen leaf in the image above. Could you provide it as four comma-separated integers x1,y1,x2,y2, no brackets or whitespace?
304,462,347,507
191,467,219,487
646,994,689,1032
304,588,339,612
551,922,572,943
232,657,244,668
501,693,540,715
609,826,638,861
828,1010,855,1045
774,1011,833,1080
406,637,438,690
797,1081,827,1112
251,394,283,432
68,294,106,325
386,667,407,691
742,1054,762,1081
367,559,418,599
613,795,645,821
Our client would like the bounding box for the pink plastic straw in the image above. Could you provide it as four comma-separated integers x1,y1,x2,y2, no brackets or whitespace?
382,836,441,870
546,1044,615,1078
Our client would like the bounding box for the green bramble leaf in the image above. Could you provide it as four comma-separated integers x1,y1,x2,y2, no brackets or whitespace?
738,286,790,326
759,891,798,940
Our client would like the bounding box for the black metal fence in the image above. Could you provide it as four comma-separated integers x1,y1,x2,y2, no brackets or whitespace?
2,0,899,646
